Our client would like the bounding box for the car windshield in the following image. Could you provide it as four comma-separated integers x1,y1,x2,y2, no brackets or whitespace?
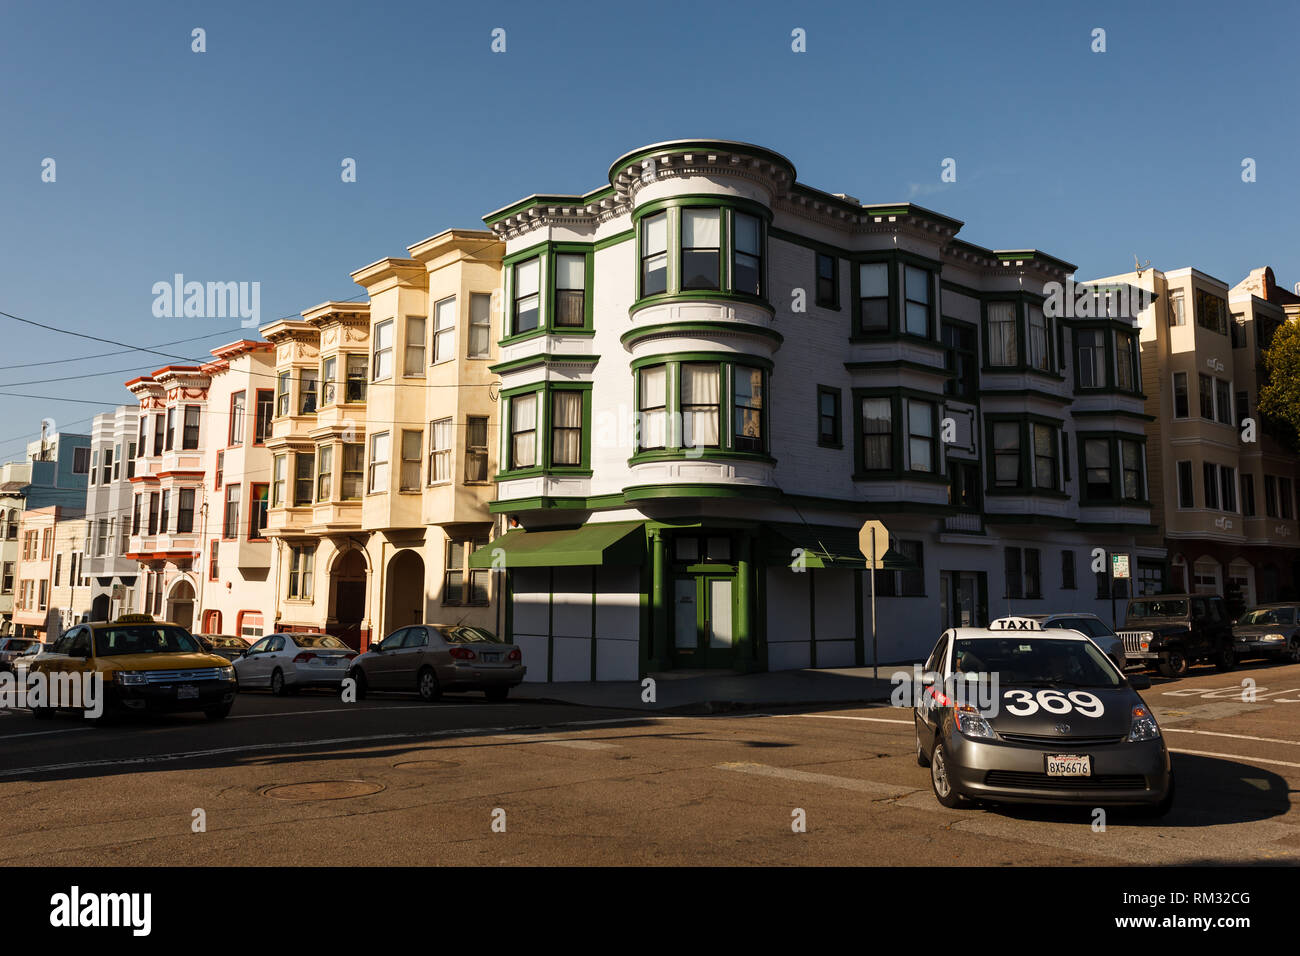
952,637,1121,687
1239,607,1296,626
439,626,501,644
1127,599,1188,620
94,626,200,656
5,639,35,651
294,635,347,649
212,636,247,647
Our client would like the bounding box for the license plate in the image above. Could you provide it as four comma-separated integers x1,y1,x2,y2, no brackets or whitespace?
480,653,500,663
1046,754,1091,777
320,658,339,666
177,685,199,700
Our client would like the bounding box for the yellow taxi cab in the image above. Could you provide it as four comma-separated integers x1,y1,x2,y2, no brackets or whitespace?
29,614,237,723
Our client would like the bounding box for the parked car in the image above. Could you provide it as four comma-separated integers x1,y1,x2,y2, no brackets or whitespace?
347,624,525,702
1118,594,1235,678
28,615,237,723
196,634,252,661
9,641,47,681
0,637,39,673
1231,604,1300,664
1022,613,1126,671
915,616,1172,815
232,633,356,695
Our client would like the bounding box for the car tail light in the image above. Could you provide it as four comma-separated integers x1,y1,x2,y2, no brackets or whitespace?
293,652,316,664
506,648,521,662
449,647,476,661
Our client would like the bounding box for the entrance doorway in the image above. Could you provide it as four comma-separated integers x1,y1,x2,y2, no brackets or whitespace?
331,548,367,650
384,549,424,636
939,571,986,629
167,579,195,630
671,573,735,669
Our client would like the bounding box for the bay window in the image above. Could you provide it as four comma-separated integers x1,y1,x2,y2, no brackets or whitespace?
1032,423,1058,490
858,263,889,331
1121,440,1146,501
372,320,393,381
405,315,426,375
346,354,368,402
509,394,537,470
294,451,314,505
641,212,668,296
276,371,290,417
860,398,893,471
1083,439,1111,499
1027,305,1049,371
1116,332,1138,391
512,258,540,334
680,363,721,449
554,254,586,327
992,422,1020,487
551,391,583,466
732,213,762,295
341,444,364,499
368,432,389,493
468,293,492,358
400,430,422,491
680,208,720,291
272,454,286,506
734,366,764,452
317,444,333,501
223,485,240,539
433,297,456,363
987,303,1018,366
638,366,667,451
907,400,935,472
299,370,318,414
321,356,338,405
1076,329,1106,388
904,265,932,337
465,417,489,482
429,418,452,483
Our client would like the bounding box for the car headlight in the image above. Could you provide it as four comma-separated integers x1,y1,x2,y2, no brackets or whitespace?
1126,704,1161,742
1137,631,1154,651
115,671,147,686
219,665,235,679
954,705,995,739
1262,633,1285,642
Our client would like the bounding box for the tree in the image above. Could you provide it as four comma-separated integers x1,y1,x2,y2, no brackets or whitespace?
1256,319,1300,451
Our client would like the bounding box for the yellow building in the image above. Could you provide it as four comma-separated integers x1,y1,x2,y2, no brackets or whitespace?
262,229,503,649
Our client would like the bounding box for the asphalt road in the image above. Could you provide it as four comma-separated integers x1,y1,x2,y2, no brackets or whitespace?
2,660,1300,866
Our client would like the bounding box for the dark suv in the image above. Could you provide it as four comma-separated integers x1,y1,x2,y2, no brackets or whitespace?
1119,594,1235,678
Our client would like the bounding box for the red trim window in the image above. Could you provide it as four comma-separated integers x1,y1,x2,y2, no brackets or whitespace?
229,391,246,447
214,449,224,491
248,483,269,541
209,539,220,581
223,485,241,540
203,609,222,632
254,389,274,445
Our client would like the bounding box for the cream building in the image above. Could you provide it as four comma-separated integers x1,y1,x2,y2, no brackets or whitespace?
261,228,504,649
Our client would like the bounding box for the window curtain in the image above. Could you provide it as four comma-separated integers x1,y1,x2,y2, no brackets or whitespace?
988,303,1017,365
861,397,892,469
1027,307,1049,370
551,391,582,465
512,394,537,468
431,419,452,482
639,367,666,449
735,367,763,445
681,364,720,448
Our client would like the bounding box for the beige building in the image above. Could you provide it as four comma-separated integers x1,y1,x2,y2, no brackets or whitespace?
1089,264,1300,609
261,228,504,649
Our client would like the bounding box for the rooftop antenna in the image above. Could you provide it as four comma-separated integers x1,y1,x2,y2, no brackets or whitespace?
1134,255,1151,277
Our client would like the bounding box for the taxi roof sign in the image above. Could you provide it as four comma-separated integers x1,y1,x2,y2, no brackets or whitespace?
112,613,156,624
988,616,1045,632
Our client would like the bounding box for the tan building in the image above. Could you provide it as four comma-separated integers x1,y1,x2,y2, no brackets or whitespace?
261,228,503,649
1089,264,1300,609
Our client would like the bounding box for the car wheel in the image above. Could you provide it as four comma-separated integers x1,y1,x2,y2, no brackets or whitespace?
1158,650,1189,679
347,668,367,700
204,703,232,720
485,686,509,702
417,667,441,703
915,724,931,768
929,740,966,809
270,668,287,697
1213,642,1237,672
1288,638,1300,665
1135,775,1175,819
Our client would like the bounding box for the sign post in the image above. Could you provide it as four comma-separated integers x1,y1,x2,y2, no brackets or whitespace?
859,521,889,680
1110,553,1130,630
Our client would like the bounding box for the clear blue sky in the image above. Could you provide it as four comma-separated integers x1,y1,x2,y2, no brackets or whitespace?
2,0,1297,458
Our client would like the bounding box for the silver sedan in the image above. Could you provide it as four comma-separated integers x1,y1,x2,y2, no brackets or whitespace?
232,632,357,695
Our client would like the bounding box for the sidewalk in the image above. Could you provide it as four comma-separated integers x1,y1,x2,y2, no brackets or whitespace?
511,665,916,714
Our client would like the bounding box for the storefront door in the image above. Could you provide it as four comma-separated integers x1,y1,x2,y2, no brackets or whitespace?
671,573,735,669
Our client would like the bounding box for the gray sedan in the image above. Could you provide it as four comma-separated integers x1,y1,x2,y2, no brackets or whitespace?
1232,604,1300,663
914,618,1173,815
346,624,525,702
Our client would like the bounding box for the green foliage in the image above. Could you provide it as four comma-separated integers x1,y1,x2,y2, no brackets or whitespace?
1256,320,1300,450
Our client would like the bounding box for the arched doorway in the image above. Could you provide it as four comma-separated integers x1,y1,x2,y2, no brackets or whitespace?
167,579,195,630
91,593,110,622
384,550,424,637
331,548,367,650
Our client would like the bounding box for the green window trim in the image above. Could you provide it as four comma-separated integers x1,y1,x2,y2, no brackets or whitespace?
1075,430,1150,506
849,387,943,480
817,384,843,448
629,352,773,464
496,382,594,480
983,414,1066,497
500,241,596,346
980,292,1060,377
1069,321,1144,397
631,195,773,310
849,249,941,343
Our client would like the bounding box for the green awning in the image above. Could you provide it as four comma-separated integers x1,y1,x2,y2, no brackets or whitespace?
764,523,867,569
468,521,646,569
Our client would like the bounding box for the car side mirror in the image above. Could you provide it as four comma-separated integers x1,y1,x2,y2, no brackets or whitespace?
1128,673,1151,690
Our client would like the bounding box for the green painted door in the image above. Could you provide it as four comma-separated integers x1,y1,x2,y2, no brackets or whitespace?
671,573,735,669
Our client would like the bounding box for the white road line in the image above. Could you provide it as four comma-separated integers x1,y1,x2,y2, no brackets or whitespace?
716,761,919,798
1169,747,1300,770
228,704,481,720
1164,727,1300,747
0,727,94,739
787,713,912,726
495,734,616,750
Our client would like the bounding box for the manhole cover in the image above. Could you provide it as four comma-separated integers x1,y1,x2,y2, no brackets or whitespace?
392,759,460,771
263,780,384,801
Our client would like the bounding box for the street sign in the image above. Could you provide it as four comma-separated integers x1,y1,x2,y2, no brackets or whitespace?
111,584,125,601
859,520,889,569
1112,553,1130,579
